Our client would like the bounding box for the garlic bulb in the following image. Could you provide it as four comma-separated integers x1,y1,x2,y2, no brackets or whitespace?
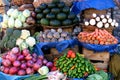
102,18,107,23
92,13,97,18
106,15,110,19
84,21,89,26
95,17,100,21
100,15,105,19
97,21,103,28
89,19,96,25
104,23,109,28
108,18,112,23
115,23,119,27
111,22,115,26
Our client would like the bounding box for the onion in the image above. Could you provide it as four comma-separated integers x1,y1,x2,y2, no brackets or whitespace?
25,54,32,60
11,47,19,54
21,60,26,63
17,55,24,61
18,70,26,76
2,53,7,59
102,18,107,23
13,61,21,67
92,13,97,18
84,21,89,26
111,22,114,27
31,11,36,18
106,15,110,18
32,53,37,58
46,62,53,68
0,66,5,72
38,55,44,60
21,63,27,69
115,23,119,27
32,58,37,62
27,60,34,67
89,19,96,26
36,59,43,66
95,17,100,21
33,63,41,71
97,21,103,28
104,23,109,28
108,18,112,23
9,67,18,75
43,59,48,65
22,48,30,56
26,68,33,75
4,67,9,74
8,54,17,62
2,59,11,67
100,15,105,18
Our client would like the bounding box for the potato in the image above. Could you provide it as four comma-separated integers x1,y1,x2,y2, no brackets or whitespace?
53,32,60,39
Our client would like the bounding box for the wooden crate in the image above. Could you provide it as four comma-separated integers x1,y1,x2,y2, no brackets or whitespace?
83,8,107,19
83,48,110,69
44,45,79,61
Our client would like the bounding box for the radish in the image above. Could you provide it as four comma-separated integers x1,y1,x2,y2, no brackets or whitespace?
18,70,26,76
22,48,30,56
11,47,19,54
13,61,21,67
9,67,18,75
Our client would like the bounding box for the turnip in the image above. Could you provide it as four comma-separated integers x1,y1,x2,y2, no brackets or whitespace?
13,61,21,67
18,70,26,76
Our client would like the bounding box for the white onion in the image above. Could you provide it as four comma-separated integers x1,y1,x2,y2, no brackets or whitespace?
104,23,109,28
100,15,105,19
92,13,97,18
97,21,103,28
106,15,110,19
95,17,100,21
108,18,112,23
111,22,115,26
115,23,119,27
102,18,107,23
84,21,89,26
89,19,96,25
113,19,116,23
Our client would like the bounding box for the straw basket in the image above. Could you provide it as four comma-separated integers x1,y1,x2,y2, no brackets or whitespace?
83,48,110,70
83,8,107,19
11,0,34,6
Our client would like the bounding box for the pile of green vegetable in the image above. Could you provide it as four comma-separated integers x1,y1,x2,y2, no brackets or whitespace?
55,50,95,78
35,1,79,27
24,75,48,80
86,70,108,80
0,28,21,49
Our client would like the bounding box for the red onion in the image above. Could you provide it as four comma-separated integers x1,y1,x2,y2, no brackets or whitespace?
33,63,41,71
32,58,37,62
0,66,5,72
26,68,33,75
11,47,19,54
22,49,30,56
27,60,34,67
2,59,11,67
9,67,18,75
13,61,21,67
17,55,24,61
46,62,53,68
2,53,7,59
21,63,27,69
43,59,48,65
36,59,42,66
32,53,37,58
18,70,26,76
4,67,9,74
8,54,17,62
38,55,44,60
21,60,26,63
25,54,32,60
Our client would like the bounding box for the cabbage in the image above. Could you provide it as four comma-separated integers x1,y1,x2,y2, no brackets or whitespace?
16,38,24,46
20,30,30,39
18,12,26,22
1,22,8,28
11,9,19,19
86,74,103,80
23,9,31,18
15,19,22,28
25,37,36,47
7,8,14,16
8,17,14,28
38,66,49,75
3,14,9,24
23,23,29,27
20,41,29,50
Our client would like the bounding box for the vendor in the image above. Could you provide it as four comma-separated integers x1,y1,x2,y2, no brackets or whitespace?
115,0,120,8
0,0,10,13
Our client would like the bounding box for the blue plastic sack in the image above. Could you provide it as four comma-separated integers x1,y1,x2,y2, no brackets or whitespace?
80,42,118,53
71,0,115,14
33,39,80,56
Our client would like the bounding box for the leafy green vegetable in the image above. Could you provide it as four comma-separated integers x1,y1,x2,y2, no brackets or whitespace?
24,75,47,80
6,28,14,36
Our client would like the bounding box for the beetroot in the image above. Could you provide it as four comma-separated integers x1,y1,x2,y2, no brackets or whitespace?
18,70,26,76
13,61,21,67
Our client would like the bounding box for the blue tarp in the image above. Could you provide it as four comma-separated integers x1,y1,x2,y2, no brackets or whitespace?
71,0,116,14
34,39,80,56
